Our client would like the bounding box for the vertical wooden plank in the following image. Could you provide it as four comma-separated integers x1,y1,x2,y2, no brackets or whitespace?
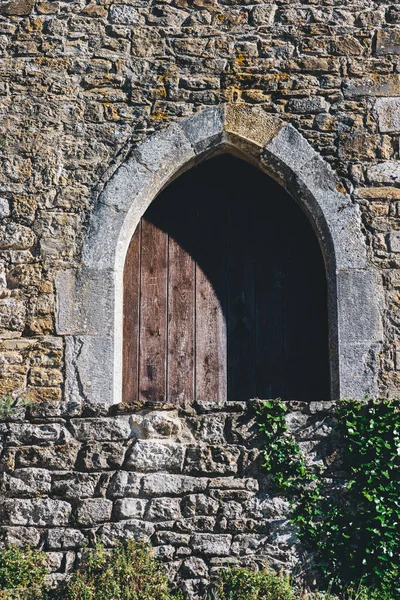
227,191,256,401
195,185,227,403
167,237,195,404
139,218,168,403
122,225,141,404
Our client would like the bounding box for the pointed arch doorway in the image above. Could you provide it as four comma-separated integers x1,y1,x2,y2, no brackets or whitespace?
123,154,330,404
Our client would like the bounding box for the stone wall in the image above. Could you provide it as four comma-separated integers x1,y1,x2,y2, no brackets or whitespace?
0,0,400,595
0,400,337,597
1,0,400,399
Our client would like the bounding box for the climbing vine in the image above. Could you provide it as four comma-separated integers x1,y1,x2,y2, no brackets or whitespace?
255,399,400,599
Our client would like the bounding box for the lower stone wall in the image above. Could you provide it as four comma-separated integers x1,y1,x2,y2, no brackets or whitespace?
0,399,338,598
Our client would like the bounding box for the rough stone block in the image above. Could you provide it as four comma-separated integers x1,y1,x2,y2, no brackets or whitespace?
114,498,147,520
76,499,113,526
184,445,241,476
125,441,185,473
375,98,400,133
70,417,132,441
376,29,400,55
0,0,34,16
387,233,400,253
287,96,330,114
131,412,182,439
52,473,100,500
146,497,182,521
77,441,126,471
4,468,51,497
1,499,71,527
186,414,226,444
109,4,139,24
7,423,66,445
190,533,232,556
15,442,80,471
343,75,400,98
0,297,26,331
180,556,208,578
107,472,142,498
142,474,208,496
98,520,155,545
250,4,277,26
181,495,219,518
224,104,282,150
0,526,41,547
367,161,400,183
181,106,224,154
47,528,85,550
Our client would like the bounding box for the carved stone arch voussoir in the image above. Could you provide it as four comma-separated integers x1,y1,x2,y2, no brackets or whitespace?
55,103,384,406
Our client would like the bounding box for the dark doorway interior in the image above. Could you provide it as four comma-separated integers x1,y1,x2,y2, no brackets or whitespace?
123,154,330,404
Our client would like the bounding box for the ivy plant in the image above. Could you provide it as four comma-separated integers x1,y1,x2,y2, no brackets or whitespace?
255,398,400,599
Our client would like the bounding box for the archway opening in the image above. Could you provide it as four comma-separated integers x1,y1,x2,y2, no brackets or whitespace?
123,154,330,404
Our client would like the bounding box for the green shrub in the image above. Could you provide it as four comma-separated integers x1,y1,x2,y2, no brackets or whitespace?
0,545,48,600
61,540,182,600
255,398,400,599
210,566,296,600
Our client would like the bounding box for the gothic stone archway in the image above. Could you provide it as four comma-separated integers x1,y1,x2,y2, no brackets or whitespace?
55,104,384,406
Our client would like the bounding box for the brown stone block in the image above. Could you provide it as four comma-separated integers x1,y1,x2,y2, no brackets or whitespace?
0,0,34,16
376,29,400,55
356,186,400,200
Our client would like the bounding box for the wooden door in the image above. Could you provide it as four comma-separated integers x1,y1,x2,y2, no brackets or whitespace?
123,155,330,404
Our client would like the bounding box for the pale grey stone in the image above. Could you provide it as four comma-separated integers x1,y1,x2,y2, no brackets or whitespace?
4,468,51,497
142,474,208,496
181,106,224,154
125,441,185,473
114,498,147,520
47,528,85,550
7,423,66,445
191,534,232,556
375,98,400,133
98,520,155,545
288,97,330,114
76,499,113,525
52,473,100,500
180,557,208,578
343,75,400,98
1,499,71,526
132,411,182,439
70,416,132,441
109,5,139,24
184,444,241,476
0,197,10,218
107,471,142,498
181,494,219,518
264,125,317,177
367,161,400,183
187,414,226,444
337,270,383,344
154,531,190,546
153,545,175,560
134,122,195,174
64,335,115,406
146,497,182,521
388,232,400,253
46,552,64,572
0,526,41,547
250,4,277,26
